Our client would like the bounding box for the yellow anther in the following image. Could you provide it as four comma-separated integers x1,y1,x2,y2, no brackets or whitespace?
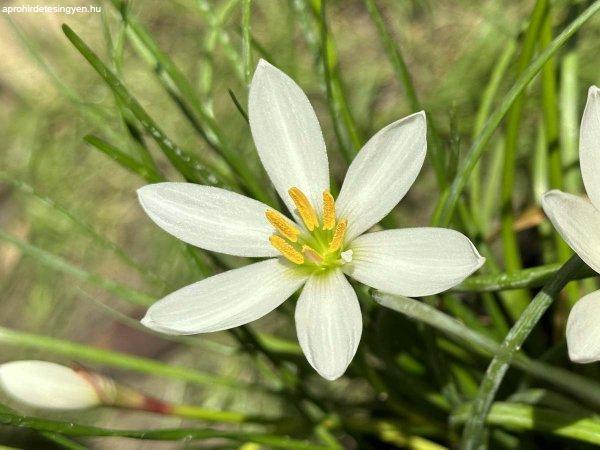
302,245,324,265
322,190,336,230
265,209,300,242
270,235,304,265
328,218,347,252
288,187,319,231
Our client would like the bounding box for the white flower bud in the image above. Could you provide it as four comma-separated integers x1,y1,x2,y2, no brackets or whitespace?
0,361,101,410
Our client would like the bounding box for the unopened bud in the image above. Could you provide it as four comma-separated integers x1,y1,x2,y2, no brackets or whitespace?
0,361,104,410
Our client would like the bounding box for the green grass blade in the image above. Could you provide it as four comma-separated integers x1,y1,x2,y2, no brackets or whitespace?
560,50,581,192
0,229,155,307
84,135,163,183
460,255,584,450
432,0,600,226
455,261,596,292
316,0,363,162
107,2,273,205
0,326,263,392
61,24,232,189
371,289,600,410
497,0,548,321
363,0,446,188
0,172,163,287
0,412,330,449
242,0,253,85
453,402,600,445
470,42,516,225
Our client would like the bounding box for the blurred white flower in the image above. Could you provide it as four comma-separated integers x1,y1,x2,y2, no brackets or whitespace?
542,86,600,363
138,59,485,380
0,361,101,410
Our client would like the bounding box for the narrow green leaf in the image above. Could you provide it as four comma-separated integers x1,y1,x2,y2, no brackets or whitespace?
432,0,600,226
61,24,231,189
460,255,584,450
242,0,253,85
0,326,263,392
455,261,596,292
0,411,330,449
107,2,273,205
84,135,163,183
0,172,163,287
0,229,155,307
371,289,600,410
316,0,363,162
453,402,600,445
363,0,446,188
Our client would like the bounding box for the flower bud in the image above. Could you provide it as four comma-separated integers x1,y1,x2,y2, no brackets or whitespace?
0,360,104,410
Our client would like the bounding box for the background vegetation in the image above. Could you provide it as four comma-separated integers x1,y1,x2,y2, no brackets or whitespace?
1,0,600,448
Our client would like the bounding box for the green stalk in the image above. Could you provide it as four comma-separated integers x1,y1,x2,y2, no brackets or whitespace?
316,0,363,162
0,229,155,307
453,402,600,445
83,135,163,183
470,42,516,226
108,1,273,205
242,0,253,85
0,326,266,393
540,9,579,309
362,0,446,188
498,0,548,320
61,24,234,190
455,261,596,292
560,51,580,192
432,0,600,226
460,255,583,450
0,412,331,449
371,288,600,409
0,172,163,287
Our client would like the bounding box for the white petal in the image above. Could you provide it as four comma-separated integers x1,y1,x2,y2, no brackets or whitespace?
580,86,600,210
336,112,427,241
142,259,307,334
138,182,278,257
0,361,99,410
567,290,600,363
249,59,329,217
541,190,600,274
344,228,485,297
295,270,362,380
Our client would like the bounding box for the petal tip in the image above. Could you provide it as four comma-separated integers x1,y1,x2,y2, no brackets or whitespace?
315,367,345,381
257,58,271,68
588,85,600,97
540,189,564,209
567,346,600,364
140,314,158,330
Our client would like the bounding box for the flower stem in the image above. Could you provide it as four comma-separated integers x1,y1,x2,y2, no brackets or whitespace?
459,254,584,450
454,260,596,292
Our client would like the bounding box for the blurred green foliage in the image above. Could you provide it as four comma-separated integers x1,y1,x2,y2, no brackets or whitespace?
1,0,600,449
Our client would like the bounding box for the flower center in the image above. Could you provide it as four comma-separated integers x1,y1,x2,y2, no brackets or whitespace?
265,187,351,271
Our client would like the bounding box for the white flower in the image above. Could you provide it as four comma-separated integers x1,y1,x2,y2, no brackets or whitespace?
542,86,600,363
0,361,101,410
138,60,485,380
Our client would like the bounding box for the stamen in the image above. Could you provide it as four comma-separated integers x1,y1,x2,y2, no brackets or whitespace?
328,218,347,252
265,209,300,242
288,187,319,231
302,245,324,264
322,190,336,230
270,235,304,264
